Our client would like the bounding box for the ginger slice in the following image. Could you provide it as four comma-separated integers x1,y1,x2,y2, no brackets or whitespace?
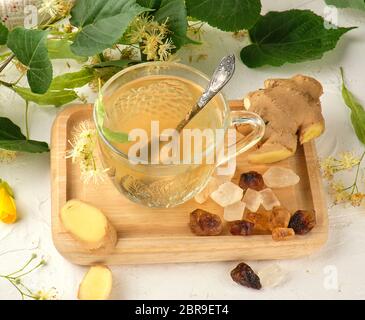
244,75,325,164
78,265,113,300
60,200,117,253
247,143,294,164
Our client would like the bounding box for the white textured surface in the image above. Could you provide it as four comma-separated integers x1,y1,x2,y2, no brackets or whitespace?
1,0,365,300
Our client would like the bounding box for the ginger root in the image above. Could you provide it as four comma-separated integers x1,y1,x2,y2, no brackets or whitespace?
78,265,113,300
244,75,325,164
60,200,117,253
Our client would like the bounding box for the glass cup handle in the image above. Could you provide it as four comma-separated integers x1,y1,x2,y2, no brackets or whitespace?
216,110,265,166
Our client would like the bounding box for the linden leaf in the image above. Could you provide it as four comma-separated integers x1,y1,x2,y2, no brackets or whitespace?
47,38,87,61
14,87,78,107
340,68,365,144
50,69,95,90
325,0,365,11
240,10,356,68
70,0,150,56
7,28,53,94
0,117,49,153
186,0,261,31
154,0,189,49
0,22,9,45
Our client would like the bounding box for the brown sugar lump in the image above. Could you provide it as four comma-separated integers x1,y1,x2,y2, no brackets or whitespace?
231,262,262,290
189,209,223,236
239,171,265,191
272,228,295,241
288,210,316,235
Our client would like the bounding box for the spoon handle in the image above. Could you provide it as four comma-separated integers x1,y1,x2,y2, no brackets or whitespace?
197,54,236,108
176,54,236,132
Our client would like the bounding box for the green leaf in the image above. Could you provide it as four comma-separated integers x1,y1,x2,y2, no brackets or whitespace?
325,0,365,10
14,86,78,107
0,22,9,45
340,68,365,144
102,128,129,143
47,38,87,61
95,87,129,143
13,69,92,106
50,69,95,90
7,28,53,94
240,10,356,68
154,0,189,49
137,0,161,8
95,89,105,129
186,0,261,31
0,117,49,153
70,0,149,56
90,59,138,68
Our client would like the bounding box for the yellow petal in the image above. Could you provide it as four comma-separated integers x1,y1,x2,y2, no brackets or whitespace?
0,187,17,224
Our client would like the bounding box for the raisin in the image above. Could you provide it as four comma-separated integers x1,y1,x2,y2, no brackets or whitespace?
189,209,223,236
272,227,295,241
230,220,254,236
288,210,316,235
231,262,262,290
239,171,265,191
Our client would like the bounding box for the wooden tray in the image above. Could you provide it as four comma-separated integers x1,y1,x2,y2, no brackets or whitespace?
51,101,328,265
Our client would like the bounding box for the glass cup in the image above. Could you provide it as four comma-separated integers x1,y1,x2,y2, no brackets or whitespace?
94,62,265,208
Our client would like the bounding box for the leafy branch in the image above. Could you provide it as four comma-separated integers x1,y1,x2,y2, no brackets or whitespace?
0,0,358,155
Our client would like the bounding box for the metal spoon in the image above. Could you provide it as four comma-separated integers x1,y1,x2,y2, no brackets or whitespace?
175,54,236,132
142,55,236,163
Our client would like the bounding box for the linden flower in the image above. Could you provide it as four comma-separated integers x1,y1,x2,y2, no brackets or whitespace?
158,38,176,61
232,30,249,41
320,156,338,179
66,121,108,184
128,15,150,43
350,193,365,207
328,180,349,204
142,31,164,61
0,179,17,224
337,152,361,170
38,0,74,19
34,288,58,300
